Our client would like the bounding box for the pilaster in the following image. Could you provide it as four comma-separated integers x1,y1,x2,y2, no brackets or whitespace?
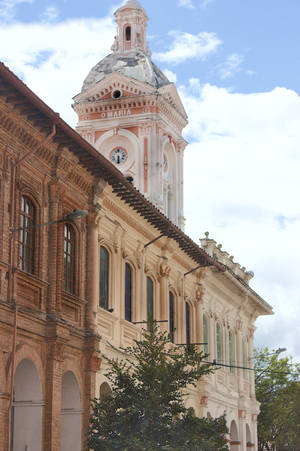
44,338,66,451
0,393,9,451
159,262,170,333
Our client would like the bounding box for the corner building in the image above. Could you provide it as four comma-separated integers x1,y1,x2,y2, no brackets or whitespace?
0,1,273,450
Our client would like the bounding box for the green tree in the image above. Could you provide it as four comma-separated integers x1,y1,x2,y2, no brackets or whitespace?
88,323,229,450
254,348,300,451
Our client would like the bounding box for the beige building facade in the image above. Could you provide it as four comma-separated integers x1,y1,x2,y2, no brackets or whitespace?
73,1,273,450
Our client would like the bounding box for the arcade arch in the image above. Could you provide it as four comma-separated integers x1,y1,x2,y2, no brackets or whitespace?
230,420,239,451
61,371,82,451
12,359,43,451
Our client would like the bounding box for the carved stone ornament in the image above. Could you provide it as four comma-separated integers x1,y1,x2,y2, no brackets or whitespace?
159,263,171,278
89,203,103,226
93,178,107,205
49,342,65,362
238,409,246,419
236,319,242,330
87,353,102,372
200,396,208,406
195,285,205,301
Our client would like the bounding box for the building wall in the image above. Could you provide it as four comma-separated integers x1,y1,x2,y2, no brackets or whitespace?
0,70,265,450
0,93,101,451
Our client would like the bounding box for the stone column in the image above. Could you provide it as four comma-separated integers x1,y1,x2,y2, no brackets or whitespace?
238,410,247,451
0,393,9,451
86,208,102,331
83,335,102,448
44,339,66,451
159,263,170,333
48,182,59,314
195,300,203,346
248,328,256,398
236,321,243,393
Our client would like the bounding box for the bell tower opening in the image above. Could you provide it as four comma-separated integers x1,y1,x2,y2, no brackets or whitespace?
125,26,131,41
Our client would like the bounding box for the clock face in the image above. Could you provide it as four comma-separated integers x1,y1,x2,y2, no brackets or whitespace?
110,148,127,165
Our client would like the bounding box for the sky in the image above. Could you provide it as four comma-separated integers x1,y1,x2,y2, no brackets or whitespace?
1,0,299,362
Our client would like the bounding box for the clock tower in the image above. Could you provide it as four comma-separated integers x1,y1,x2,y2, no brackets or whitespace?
73,0,188,229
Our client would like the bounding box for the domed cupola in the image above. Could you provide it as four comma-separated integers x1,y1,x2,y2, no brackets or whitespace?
81,0,170,92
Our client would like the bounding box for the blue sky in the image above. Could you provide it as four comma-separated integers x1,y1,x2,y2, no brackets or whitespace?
1,0,300,362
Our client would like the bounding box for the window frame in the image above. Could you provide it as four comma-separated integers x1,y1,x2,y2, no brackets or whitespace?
216,322,222,363
125,262,133,322
146,276,154,329
99,245,110,310
185,302,191,345
169,291,175,343
18,195,36,274
63,223,76,294
203,314,209,355
229,331,234,373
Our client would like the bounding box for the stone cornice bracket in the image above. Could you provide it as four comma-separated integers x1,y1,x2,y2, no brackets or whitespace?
159,262,171,279
93,177,107,205
197,267,208,283
88,203,104,226
195,285,205,302
85,350,102,372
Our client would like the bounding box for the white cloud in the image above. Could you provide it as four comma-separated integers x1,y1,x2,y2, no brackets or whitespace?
178,0,215,8
0,17,115,124
0,0,33,20
178,0,195,9
163,69,177,83
154,30,222,65
180,79,300,360
220,53,243,79
200,0,215,7
42,5,59,22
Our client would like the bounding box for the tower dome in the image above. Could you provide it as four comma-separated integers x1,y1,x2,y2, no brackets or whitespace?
117,0,144,11
81,0,170,92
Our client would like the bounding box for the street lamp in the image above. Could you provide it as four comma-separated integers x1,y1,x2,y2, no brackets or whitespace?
7,208,88,451
249,347,287,361
9,209,89,234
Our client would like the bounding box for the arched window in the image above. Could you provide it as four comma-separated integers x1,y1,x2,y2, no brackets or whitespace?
203,314,208,355
185,303,191,345
147,277,154,328
64,224,75,293
99,382,112,401
19,195,35,273
125,263,132,322
125,26,131,41
229,331,234,373
216,323,222,363
169,292,175,343
100,246,109,310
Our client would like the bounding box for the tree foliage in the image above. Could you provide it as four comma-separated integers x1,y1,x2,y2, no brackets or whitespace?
88,324,229,450
255,348,300,451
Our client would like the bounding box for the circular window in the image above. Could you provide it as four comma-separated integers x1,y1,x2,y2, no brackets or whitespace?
112,90,122,99
110,147,127,165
